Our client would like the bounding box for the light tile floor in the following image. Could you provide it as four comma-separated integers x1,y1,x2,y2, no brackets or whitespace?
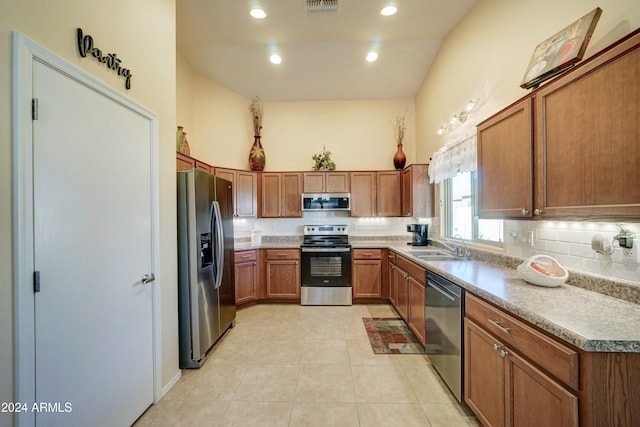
134,304,480,427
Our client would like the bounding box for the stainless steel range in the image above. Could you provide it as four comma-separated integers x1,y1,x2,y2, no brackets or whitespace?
300,225,352,306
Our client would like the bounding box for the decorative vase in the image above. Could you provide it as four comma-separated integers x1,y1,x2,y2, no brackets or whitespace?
249,135,265,171
176,126,184,153
393,143,407,170
182,131,190,156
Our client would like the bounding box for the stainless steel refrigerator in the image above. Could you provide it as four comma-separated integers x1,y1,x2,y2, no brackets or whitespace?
177,169,236,369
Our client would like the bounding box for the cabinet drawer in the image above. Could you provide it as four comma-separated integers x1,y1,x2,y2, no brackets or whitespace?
466,293,579,390
265,249,300,260
234,250,257,263
352,248,382,260
396,256,426,285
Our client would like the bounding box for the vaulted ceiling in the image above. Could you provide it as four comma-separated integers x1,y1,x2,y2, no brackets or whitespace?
177,0,478,101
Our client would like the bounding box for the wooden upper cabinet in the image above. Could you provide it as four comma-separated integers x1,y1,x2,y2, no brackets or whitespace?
303,173,325,193
350,171,401,217
401,164,433,217
214,167,258,218
377,171,401,217
260,173,282,218
260,172,302,218
534,32,640,219
195,160,211,173
214,168,235,185
303,171,350,193
236,171,258,217
325,172,350,192
281,172,302,217
475,30,640,221
176,152,195,171
477,97,534,219
176,152,213,173
350,171,376,217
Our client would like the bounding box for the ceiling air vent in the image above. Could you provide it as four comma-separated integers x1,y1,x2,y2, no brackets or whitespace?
306,0,339,13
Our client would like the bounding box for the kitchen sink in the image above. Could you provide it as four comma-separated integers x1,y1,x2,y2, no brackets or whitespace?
406,249,459,260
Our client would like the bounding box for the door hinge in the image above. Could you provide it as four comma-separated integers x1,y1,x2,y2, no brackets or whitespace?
32,98,38,120
33,271,41,293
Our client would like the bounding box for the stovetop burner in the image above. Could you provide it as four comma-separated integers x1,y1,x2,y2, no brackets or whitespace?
301,225,350,247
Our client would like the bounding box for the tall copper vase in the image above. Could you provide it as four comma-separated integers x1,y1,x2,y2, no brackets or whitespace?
249,135,266,171
393,143,407,170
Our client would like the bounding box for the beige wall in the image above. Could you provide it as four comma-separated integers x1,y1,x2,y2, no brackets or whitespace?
416,0,640,159
176,54,416,171
0,1,179,423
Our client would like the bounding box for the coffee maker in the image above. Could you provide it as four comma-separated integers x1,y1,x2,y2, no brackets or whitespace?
407,224,428,246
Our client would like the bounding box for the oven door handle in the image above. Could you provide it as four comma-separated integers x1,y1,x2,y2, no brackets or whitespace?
301,247,351,253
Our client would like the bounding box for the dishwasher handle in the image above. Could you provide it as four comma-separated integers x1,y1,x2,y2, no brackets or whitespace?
427,280,458,302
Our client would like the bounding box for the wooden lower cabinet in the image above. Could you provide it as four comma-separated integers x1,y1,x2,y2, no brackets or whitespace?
407,275,425,345
234,250,258,308
387,252,397,306
393,265,409,320
465,293,579,427
464,318,578,427
390,254,426,345
352,249,383,299
465,318,505,427
506,347,578,427
264,249,300,299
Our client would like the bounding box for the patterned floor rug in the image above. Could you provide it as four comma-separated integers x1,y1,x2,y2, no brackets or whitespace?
362,317,425,354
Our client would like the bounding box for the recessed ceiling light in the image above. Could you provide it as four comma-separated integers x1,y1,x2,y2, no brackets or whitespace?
365,51,378,62
250,8,267,19
380,5,397,16
269,54,282,65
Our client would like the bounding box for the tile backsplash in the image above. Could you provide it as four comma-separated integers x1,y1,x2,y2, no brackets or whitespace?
234,214,431,240
233,215,638,285
504,220,639,283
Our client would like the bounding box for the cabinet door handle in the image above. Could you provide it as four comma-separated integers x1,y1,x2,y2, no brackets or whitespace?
499,349,509,358
241,254,251,258
493,343,501,351
521,209,529,216
534,208,544,215
277,253,287,256
488,319,511,334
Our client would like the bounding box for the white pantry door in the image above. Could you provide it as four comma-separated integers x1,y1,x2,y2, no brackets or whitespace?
32,59,154,426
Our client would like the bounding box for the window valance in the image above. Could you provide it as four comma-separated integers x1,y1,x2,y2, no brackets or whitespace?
428,131,477,183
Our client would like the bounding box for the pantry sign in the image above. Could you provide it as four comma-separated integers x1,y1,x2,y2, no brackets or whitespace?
76,28,132,90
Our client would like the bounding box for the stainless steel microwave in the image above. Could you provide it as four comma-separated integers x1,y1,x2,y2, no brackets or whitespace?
301,193,350,211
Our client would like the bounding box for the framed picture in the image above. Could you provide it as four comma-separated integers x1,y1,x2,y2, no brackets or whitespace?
520,7,602,89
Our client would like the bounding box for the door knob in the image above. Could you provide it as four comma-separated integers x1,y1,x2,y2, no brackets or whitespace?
534,209,544,215
521,209,529,216
141,273,156,284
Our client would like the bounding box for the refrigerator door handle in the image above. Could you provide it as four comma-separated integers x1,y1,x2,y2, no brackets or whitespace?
211,200,224,290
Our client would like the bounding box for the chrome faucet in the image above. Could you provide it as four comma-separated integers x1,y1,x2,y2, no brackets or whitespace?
440,234,470,258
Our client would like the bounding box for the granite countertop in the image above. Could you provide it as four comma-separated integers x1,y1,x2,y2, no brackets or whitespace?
234,241,302,250
234,238,640,352
371,241,640,353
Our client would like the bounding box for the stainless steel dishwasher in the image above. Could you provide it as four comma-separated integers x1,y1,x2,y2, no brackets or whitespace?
425,270,465,403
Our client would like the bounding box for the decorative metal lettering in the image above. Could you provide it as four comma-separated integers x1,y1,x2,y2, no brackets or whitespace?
76,28,132,90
